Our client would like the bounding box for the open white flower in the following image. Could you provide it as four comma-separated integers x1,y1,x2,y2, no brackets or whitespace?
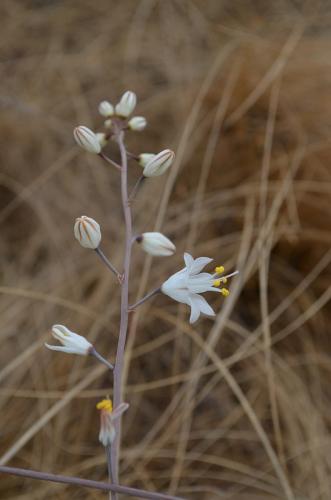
97,399,129,446
45,324,92,355
161,253,238,323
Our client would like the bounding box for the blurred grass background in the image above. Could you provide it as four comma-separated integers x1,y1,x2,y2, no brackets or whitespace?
1,1,331,499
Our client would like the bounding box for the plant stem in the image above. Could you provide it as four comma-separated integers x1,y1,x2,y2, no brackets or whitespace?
90,347,114,370
0,466,184,500
99,152,122,171
95,248,123,282
106,445,113,500
129,287,161,310
128,175,145,203
111,129,132,491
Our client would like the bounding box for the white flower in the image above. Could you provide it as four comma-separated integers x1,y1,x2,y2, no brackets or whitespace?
98,100,114,117
45,324,92,355
143,149,175,177
128,116,147,131
139,153,156,167
139,232,175,256
73,126,101,154
74,216,101,249
161,253,238,323
97,399,129,447
115,91,137,118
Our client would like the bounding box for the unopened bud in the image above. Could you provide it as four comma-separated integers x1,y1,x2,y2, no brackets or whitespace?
73,126,101,154
74,216,101,249
115,91,137,118
128,116,147,131
138,153,155,167
96,133,107,148
139,232,176,256
104,119,112,128
98,100,114,117
143,149,175,177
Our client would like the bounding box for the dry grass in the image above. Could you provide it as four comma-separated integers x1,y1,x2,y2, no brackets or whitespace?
1,1,331,499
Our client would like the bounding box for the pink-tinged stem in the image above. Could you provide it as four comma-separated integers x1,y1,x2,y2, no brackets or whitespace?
99,152,122,171
0,466,184,500
111,129,132,493
129,287,161,310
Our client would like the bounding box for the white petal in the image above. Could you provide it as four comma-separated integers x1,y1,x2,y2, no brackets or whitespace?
44,343,74,354
184,253,194,269
191,293,215,319
161,282,190,305
188,295,201,323
189,257,213,275
187,273,214,293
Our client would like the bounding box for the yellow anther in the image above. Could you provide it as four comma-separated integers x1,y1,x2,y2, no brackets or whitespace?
215,266,224,274
213,279,221,287
220,277,228,284
96,399,113,412
220,288,229,297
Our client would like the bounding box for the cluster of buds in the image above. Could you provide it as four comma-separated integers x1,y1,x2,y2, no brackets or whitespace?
73,91,150,156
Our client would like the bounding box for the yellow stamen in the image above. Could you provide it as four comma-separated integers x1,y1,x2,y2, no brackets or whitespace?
213,279,221,287
220,288,229,297
96,399,113,412
215,266,224,274
220,277,228,284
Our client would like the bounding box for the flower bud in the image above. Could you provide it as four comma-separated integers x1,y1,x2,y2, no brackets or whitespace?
74,216,101,249
115,91,137,118
139,153,156,167
45,324,92,355
128,116,147,131
138,232,176,256
104,119,112,128
98,100,114,117
96,132,107,148
73,126,101,154
143,149,175,177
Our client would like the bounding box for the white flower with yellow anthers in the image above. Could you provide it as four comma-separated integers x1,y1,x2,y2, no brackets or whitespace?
97,399,129,447
161,253,238,324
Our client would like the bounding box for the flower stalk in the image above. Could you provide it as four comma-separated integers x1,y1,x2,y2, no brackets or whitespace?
111,127,133,488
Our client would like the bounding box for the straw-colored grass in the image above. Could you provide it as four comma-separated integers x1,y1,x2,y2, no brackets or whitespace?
1,1,331,499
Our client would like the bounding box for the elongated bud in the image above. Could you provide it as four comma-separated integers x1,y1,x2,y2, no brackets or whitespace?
143,149,175,177
115,91,137,118
74,216,101,249
138,232,176,256
98,100,114,117
128,116,147,131
73,126,101,154
45,324,92,355
139,153,155,167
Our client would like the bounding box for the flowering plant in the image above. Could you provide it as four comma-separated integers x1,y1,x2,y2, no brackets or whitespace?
2,90,238,499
